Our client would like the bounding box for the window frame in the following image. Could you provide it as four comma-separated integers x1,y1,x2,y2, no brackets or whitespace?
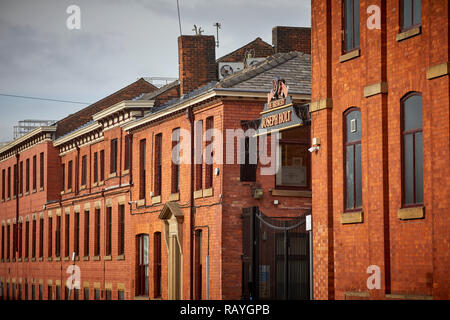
39,217,44,258
400,0,421,32
48,216,52,258
124,134,131,171
401,92,424,208
65,213,70,258
94,208,101,257
110,138,118,174
106,207,112,256
1,169,5,200
100,150,105,182
171,128,181,194
205,117,214,189
343,107,363,212
39,152,44,189
32,155,37,191
67,160,73,191
84,210,90,257
154,133,163,197
342,0,361,54
275,127,312,190
195,120,203,191
74,211,80,257
139,139,146,200
93,152,98,184
118,204,125,256
26,159,30,193
81,155,87,187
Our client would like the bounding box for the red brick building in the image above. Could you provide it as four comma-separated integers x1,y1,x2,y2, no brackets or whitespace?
0,27,313,300
311,0,449,300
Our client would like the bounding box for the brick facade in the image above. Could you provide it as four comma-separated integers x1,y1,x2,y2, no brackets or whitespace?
311,0,449,300
0,31,312,300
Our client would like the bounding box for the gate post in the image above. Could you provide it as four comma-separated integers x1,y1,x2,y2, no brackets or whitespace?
284,221,288,300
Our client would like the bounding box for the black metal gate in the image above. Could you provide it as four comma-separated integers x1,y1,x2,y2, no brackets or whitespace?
242,207,311,300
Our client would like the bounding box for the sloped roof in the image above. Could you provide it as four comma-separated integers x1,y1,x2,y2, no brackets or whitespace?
55,78,157,138
216,37,274,63
218,51,310,94
125,51,310,132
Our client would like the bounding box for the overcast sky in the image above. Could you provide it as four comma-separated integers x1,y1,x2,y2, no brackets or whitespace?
0,0,310,142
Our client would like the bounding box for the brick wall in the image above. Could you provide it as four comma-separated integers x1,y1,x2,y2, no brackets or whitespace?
311,0,449,300
272,26,311,54
178,35,217,96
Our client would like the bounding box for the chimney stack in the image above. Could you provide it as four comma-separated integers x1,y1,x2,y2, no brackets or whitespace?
178,35,216,96
272,26,311,54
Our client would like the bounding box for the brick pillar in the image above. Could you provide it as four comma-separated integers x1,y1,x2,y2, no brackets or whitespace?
311,0,334,300
363,0,390,299
272,26,311,54
178,35,217,96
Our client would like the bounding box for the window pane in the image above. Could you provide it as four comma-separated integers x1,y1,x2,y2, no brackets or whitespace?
346,110,361,142
276,143,308,187
355,143,362,208
413,0,421,26
346,145,354,209
404,95,422,131
414,132,423,203
345,0,354,51
404,134,414,204
354,0,360,48
143,235,149,265
403,0,412,28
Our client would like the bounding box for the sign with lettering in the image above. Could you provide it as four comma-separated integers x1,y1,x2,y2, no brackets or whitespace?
256,78,304,136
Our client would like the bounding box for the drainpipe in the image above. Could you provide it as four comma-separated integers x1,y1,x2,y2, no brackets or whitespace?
187,107,195,300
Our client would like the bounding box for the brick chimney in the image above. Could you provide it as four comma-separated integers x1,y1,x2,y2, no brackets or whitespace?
272,26,311,54
178,35,216,96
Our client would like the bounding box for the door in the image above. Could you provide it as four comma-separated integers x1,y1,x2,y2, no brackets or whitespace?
242,207,311,300
136,234,149,296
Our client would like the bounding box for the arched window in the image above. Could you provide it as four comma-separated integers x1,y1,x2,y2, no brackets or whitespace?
402,93,423,206
344,108,362,210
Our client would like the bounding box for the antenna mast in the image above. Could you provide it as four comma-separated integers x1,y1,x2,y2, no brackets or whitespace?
177,0,182,35
213,22,221,47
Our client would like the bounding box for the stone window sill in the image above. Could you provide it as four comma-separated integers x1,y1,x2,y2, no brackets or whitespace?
80,185,86,191
123,169,129,175
203,188,213,198
340,211,364,224
169,193,180,201
98,181,105,186
63,256,70,261
47,257,52,262
271,189,312,198
396,26,421,42
116,255,125,261
39,187,44,192
55,257,61,261
193,189,203,199
109,172,117,178
339,49,360,63
104,255,112,261
93,256,100,261
151,195,161,205
137,199,145,207
83,256,89,261
398,206,424,220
